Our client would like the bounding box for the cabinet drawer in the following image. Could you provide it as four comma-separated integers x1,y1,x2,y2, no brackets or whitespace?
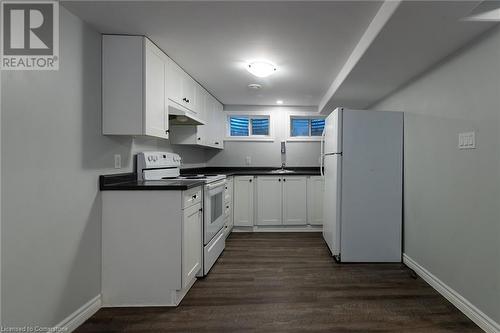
204,228,225,275
183,187,202,209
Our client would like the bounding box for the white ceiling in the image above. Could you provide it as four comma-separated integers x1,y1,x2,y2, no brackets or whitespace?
322,0,498,111
62,1,383,106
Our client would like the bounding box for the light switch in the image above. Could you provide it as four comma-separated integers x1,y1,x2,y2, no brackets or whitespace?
458,132,476,150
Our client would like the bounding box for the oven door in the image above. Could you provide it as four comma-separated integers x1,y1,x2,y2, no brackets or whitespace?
204,179,227,245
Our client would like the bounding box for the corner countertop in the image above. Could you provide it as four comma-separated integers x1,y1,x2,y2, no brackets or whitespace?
100,173,205,191
180,167,321,176
100,167,321,191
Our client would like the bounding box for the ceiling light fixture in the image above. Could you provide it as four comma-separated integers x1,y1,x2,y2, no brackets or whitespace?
276,100,284,105
247,61,277,78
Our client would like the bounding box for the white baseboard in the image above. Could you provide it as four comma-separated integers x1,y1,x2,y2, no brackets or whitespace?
403,254,499,333
53,295,101,332
233,225,322,233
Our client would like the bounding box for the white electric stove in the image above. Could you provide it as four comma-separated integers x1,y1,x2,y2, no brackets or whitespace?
137,152,227,275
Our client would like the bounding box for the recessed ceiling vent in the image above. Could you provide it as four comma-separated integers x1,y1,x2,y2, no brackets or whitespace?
247,83,262,90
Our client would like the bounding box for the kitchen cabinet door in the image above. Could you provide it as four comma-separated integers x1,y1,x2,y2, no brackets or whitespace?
182,75,196,112
182,203,202,288
144,39,168,139
167,59,184,106
102,35,168,139
307,176,324,225
214,101,225,149
283,176,308,225
256,177,283,226
194,83,206,123
233,176,254,227
167,60,195,112
196,91,213,146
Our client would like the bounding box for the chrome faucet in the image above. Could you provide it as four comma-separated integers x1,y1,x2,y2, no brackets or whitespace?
281,141,286,169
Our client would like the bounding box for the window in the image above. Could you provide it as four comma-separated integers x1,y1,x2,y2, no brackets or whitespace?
290,117,325,138
229,117,249,136
228,115,270,138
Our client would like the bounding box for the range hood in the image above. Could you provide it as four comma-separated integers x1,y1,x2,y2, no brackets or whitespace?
168,103,205,126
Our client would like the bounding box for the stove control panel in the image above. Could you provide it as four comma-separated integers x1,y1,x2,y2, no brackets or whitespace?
137,152,182,180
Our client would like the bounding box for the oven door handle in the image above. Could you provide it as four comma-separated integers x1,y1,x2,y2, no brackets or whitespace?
206,179,227,190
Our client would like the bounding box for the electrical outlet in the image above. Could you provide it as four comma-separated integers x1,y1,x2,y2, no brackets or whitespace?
245,156,251,165
114,154,122,169
458,132,476,150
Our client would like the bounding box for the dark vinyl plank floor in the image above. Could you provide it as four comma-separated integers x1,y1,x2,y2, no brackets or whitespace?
75,232,481,333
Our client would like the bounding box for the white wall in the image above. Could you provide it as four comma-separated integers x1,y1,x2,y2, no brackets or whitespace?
207,105,322,167
373,27,500,325
0,7,206,328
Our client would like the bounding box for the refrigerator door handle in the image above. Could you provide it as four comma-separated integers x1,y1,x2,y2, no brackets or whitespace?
320,128,326,177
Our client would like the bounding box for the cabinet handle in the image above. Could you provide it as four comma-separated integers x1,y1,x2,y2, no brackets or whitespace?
182,97,186,102
192,194,197,199
198,137,201,140
199,208,203,212
214,142,219,145
165,129,170,134
249,179,252,183
226,205,229,209
283,179,286,182
279,179,281,182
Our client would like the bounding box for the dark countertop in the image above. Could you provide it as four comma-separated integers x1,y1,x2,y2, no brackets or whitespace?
100,173,205,191
180,167,321,176
100,167,321,191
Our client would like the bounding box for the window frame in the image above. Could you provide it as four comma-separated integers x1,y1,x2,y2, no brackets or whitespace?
225,113,275,142
286,115,326,142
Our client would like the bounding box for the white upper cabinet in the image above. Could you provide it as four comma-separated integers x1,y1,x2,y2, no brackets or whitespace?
283,176,308,225
167,58,197,115
206,96,225,149
194,83,206,122
168,91,224,150
102,34,224,146
256,177,283,226
214,100,225,149
167,59,184,107
102,35,168,139
307,176,324,225
144,40,169,138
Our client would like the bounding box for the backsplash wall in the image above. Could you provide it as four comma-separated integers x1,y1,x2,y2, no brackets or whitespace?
206,105,322,167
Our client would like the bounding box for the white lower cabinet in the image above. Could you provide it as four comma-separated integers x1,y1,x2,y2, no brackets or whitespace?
256,176,307,226
256,177,283,225
283,177,308,225
233,176,254,227
307,176,325,225
182,202,202,288
232,175,323,228
101,187,202,307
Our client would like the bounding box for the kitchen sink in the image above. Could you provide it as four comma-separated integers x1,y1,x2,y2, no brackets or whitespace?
270,169,295,174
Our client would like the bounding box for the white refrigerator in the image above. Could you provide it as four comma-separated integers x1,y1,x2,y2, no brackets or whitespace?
321,107,403,262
